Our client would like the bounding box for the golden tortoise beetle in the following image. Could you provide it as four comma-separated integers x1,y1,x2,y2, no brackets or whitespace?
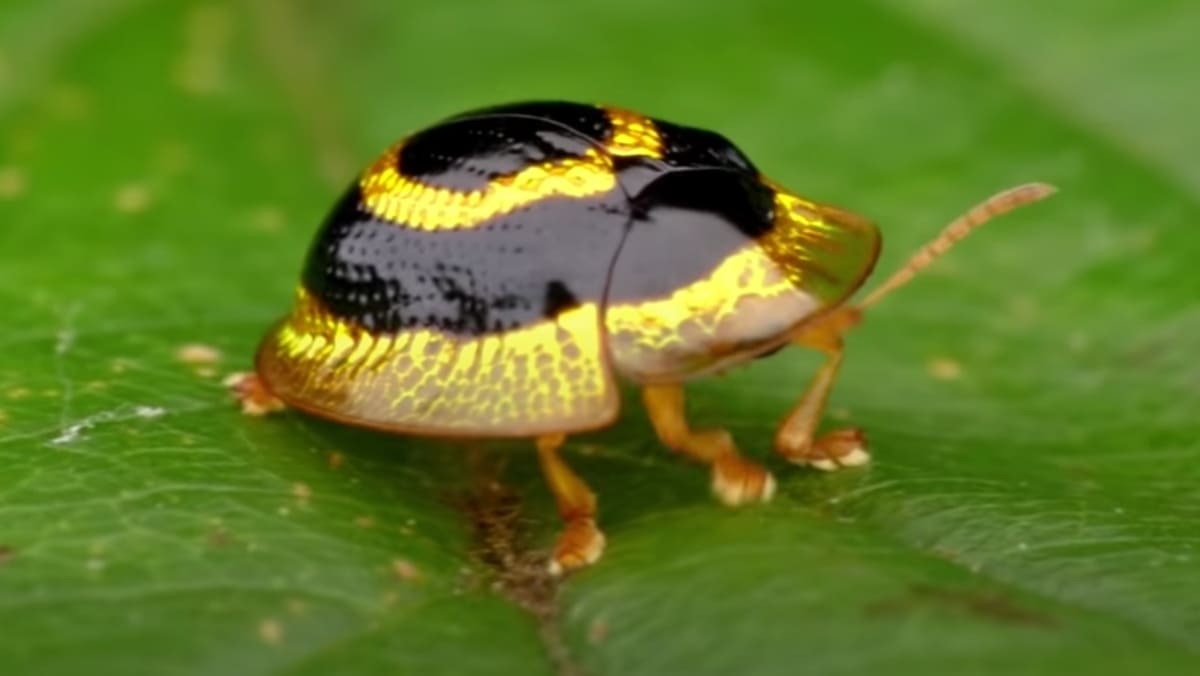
229,101,1055,575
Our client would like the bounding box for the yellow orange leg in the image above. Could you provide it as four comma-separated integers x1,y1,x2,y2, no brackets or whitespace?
642,384,776,506
224,371,286,416
536,434,605,576
774,315,870,471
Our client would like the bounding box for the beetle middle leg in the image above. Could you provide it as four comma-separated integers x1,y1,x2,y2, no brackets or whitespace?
773,309,870,470
642,384,776,505
536,433,606,576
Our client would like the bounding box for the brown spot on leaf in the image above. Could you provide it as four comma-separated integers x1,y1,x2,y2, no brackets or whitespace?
46,83,90,119
113,182,152,214
156,140,192,175
927,357,963,381
455,471,584,676
258,618,284,645
176,343,223,366
392,558,420,582
587,617,608,646
109,358,136,374
250,205,287,232
207,527,233,548
0,166,27,199
867,584,1055,628
175,4,233,96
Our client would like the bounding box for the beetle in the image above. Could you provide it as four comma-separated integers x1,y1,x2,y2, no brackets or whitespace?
229,100,1055,575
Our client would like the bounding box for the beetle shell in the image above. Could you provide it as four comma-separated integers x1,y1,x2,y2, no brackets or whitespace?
254,101,881,437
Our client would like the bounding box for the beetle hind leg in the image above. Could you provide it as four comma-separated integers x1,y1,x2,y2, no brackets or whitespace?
774,316,871,471
536,434,606,576
642,384,776,505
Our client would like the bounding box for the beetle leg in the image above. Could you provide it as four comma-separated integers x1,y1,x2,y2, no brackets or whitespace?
642,384,776,506
536,433,606,576
773,316,870,471
225,372,286,416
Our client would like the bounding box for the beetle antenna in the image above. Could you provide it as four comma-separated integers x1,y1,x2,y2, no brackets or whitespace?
857,182,1057,310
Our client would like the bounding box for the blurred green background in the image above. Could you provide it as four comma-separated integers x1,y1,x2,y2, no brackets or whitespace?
1,1,1198,674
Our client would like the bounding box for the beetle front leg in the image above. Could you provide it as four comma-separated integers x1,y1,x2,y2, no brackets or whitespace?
774,321,870,471
535,434,606,576
642,384,776,505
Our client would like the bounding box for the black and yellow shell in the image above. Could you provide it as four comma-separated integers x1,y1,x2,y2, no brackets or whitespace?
254,101,881,437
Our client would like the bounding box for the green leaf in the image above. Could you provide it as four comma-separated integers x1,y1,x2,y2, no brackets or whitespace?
2,1,1197,675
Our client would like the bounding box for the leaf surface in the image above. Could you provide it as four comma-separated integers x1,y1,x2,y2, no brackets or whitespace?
1,2,1196,674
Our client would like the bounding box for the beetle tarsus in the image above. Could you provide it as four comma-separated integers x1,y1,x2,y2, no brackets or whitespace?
712,452,777,505
786,427,871,471
547,518,606,576
224,371,286,417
